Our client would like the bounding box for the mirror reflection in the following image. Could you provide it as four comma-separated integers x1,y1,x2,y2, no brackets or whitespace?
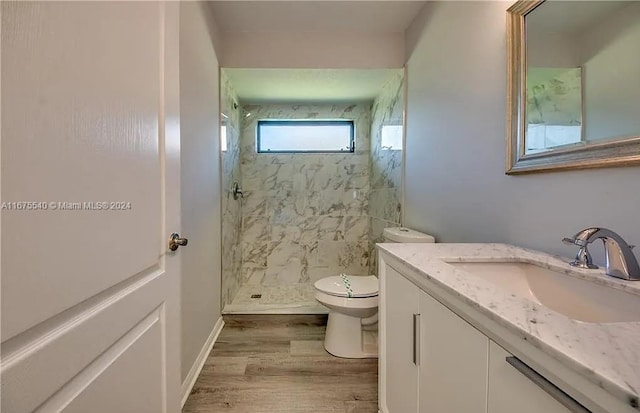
525,1,640,154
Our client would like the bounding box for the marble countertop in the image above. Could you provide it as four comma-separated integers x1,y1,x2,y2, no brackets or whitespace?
377,243,640,407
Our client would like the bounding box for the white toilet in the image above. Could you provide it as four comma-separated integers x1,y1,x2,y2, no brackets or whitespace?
314,227,435,358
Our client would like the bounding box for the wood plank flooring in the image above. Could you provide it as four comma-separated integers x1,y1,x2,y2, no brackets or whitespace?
182,315,378,413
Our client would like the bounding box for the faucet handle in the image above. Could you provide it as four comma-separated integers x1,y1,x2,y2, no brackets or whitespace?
569,246,599,270
562,237,577,245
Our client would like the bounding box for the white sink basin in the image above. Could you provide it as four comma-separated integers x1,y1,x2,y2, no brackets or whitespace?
449,261,640,323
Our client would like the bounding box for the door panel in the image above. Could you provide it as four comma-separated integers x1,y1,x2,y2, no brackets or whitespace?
2,272,167,412
383,266,419,413
38,308,164,413
1,0,162,340
1,2,181,412
419,292,489,413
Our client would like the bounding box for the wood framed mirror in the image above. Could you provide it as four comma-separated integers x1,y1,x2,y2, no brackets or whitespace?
506,0,640,174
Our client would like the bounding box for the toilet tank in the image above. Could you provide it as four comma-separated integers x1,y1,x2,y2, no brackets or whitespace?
383,227,435,243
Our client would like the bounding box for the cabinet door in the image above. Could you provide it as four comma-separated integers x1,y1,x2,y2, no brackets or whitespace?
383,266,420,413
419,292,489,413
488,342,573,413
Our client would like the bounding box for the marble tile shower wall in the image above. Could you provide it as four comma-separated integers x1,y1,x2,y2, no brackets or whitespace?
240,104,371,286
220,72,243,308
368,72,405,274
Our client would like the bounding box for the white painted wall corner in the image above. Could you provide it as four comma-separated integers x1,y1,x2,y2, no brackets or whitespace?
180,316,225,408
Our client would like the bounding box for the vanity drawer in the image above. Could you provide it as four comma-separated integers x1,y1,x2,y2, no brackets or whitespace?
488,341,585,413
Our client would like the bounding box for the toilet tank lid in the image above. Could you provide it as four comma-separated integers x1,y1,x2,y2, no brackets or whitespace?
314,275,378,298
383,227,435,243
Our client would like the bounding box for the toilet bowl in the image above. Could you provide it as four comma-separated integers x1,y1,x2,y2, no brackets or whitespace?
314,227,436,359
314,274,379,358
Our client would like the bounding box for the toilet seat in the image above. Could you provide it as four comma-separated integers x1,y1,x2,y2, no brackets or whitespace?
315,290,378,309
314,275,378,298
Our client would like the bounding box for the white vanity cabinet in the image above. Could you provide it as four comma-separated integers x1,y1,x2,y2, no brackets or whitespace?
381,265,488,413
418,290,489,413
380,262,588,413
488,342,572,413
382,265,419,413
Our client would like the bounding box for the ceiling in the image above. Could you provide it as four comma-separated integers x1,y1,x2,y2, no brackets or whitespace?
224,68,402,103
209,1,426,33
214,2,419,103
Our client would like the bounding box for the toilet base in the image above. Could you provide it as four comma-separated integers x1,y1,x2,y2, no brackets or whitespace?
324,311,378,359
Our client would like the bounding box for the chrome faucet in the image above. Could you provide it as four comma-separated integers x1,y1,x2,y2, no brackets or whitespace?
232,182,244,200
563,227,640,281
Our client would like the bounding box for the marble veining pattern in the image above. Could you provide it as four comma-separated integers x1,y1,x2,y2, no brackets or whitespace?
527,68,582,126
368,72,404,274
224,283,327,314
239,104,371,287
220,71,243,308
378,243,640,406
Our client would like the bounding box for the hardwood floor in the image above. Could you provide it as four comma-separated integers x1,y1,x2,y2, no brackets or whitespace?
182,315,378,413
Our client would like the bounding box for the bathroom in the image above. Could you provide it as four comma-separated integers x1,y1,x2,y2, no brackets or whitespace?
2,1,640,413
202,0,640,410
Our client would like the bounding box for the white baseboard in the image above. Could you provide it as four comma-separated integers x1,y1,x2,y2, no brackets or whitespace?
181,316,225,408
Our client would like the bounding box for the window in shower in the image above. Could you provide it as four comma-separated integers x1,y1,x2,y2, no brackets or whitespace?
220,124,228,152
256,120,355,153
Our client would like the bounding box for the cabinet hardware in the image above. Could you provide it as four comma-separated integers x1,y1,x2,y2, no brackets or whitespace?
413,314,420,366
506,357,591,413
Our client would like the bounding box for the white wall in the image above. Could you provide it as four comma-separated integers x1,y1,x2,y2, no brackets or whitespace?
179,2,222,382
220,31,405,69
202,2,224,58
404,1,640,264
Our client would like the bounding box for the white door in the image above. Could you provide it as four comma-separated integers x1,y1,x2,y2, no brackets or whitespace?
1,2,181,412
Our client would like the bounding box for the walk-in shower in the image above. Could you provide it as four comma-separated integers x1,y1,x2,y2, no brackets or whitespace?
220,68,405,314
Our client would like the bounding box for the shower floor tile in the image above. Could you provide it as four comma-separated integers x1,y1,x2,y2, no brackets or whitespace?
223,283,328,314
